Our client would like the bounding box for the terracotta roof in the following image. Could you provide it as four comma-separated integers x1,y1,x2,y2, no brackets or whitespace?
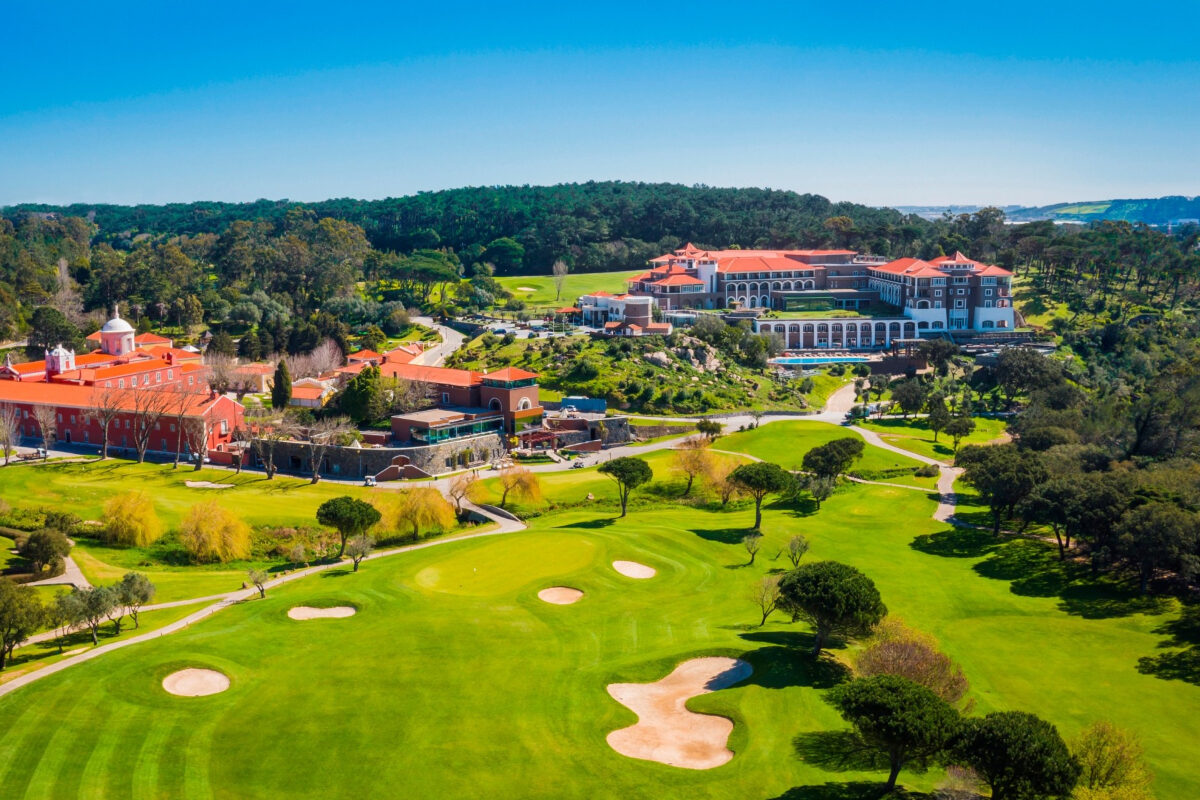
871,258,947,277
143,346,203,362
484,367,539,381
289,386,328,401
347,349,381,362
379,363,482,387
382,344,422,364
0,379,224,416
85,330,172,344
554,306,580,313
649,274,705,286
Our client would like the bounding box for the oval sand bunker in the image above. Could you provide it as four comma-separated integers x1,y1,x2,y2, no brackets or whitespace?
606,657,752,769
287,606,357,620
537,586,583,605
162,668,230,697
612,560,656,579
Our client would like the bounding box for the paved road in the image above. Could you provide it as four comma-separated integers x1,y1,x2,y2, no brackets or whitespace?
410,317,464,366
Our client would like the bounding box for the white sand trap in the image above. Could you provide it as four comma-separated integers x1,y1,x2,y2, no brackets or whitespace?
613,560,656,579
516,286,536,291
537,586,583,605
185,480,233,489
162,668,230,697
287,605,357,620
606,657,752,769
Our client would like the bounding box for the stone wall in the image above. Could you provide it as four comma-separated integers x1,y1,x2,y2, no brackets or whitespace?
628,423,694,441
249,432,506,480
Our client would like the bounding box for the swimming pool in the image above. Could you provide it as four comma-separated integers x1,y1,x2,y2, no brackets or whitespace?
771,356,870,365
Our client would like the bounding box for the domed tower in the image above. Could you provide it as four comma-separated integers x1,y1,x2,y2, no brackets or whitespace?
44,343,76,376
99,305,135,356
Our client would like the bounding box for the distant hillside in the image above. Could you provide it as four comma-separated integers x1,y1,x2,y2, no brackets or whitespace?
1005,196,1200,225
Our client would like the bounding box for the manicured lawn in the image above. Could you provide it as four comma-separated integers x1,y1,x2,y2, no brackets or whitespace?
719,420,926,475
0,459,380,530
496,269,644,308
0,481,1196,796
858,416,1009,463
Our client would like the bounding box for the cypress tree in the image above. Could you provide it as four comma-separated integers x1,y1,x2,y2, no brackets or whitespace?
271,360,292,410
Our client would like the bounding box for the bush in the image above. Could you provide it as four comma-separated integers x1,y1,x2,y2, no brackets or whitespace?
915,463,941,478
179,501,252,563
103,492,163,546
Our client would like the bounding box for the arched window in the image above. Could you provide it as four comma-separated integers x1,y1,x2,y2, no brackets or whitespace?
489,398,502,410
518,398,532,410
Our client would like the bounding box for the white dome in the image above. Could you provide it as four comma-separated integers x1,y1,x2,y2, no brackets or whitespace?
100,305,134,334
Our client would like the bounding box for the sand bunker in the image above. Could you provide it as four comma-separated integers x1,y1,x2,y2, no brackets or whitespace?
606,657,752,769
185,480,233,489
162,668,230,697
613,560,656,579
537,586,583,605
287,606,357,620
516,286,536,291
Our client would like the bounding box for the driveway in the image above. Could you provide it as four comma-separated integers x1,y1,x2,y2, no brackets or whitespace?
410,316,465,366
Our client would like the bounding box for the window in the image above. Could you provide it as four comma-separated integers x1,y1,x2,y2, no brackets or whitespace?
934,290,942,297
955,299,966,308
220,420,228,434
170,423,176,432
156,371,162,383
70,415,75,424
57,412,63,423
188,376,194,386
118,379,125,389
984,288,993,296
934,301,943,308
985,300,993,308
441,392,450,403
167,370,173,380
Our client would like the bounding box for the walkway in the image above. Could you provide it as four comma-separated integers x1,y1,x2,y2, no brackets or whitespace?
409,316,464,366
24,552,90,589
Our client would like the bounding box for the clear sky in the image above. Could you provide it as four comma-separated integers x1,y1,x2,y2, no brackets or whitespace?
2,0,1197,208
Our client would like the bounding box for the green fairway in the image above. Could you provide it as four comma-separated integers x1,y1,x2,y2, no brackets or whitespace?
719,420,927,475
857,416,1009,462
496,269,644,308
0,480,1197,797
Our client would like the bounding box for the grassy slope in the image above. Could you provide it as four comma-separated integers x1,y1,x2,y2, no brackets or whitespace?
857,417,1009,463
717,421,927,475
496,270,644,308
0,481,1196,796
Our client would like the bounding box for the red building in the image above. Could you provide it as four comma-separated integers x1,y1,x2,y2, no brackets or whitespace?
387,364,543,444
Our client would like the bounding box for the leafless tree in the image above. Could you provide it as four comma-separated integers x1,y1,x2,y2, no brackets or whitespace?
32,405,57,458
165,382,207,468
243,406,297,479
552,259,569,301
749,574,782,627
302,416,352,484
52,258,86,326
743,532,763,565
0,404,19,465
128,386,174,463
385,377,433,414
307,338,344,376
182,416,209,471
203,353,236,395
85,387,123,458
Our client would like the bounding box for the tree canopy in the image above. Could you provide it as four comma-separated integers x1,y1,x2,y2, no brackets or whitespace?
778,561,887,656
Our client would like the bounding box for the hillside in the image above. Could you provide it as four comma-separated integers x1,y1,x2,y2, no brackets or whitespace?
1005,196,1200,225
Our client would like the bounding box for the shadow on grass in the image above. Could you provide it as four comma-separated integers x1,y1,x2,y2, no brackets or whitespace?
553,517,616,529
320,569,353,578
792,731,887,773
910,526,998,558
690,526,750,544
1138,602,1200,685
737,631,851,690
767,781,921,800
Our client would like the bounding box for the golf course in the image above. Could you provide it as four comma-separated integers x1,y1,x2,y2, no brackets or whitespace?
0,420,1197,798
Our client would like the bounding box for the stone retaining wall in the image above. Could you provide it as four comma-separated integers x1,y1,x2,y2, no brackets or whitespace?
249,433,506,479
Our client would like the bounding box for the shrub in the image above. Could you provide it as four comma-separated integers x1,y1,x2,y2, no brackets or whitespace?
915,463,941,478
103,492,163,546
179,501,252,563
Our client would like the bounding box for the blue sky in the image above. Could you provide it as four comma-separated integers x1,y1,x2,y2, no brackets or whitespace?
2,1,1197,207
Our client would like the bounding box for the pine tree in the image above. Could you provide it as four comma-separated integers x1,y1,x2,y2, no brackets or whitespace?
271,360,292,410
208,329,236,358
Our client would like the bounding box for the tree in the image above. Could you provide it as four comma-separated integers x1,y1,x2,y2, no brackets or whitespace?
115,572,155,629
671,438,713,497
855,618,969,704
696,419,722,440
807,475,836,510
26,306,82,357
165,381,206,468
317,496,382,558
598,456,654,517
85,386,123,459
729,462,793,529
18,528,71,575
302,416,352,484
396,487,456,539
926,397,951,442
345,535,374,572
995,347,1061,403
182,416,210,471
784,534,810,568
248,569,269,598
802,437,865,480
32,404,57,457
749,574,781,626
956,444,1046,536
49,590,79,653
0,404,18,466
891,380,928,418
271,359,292,410
954,712,1080,800
829,675,961,792
496,465,542,509
180,501,252,562
778,561,887,656
1070,721,1154,800
0,578,44,669
72,585,117,646
103,491,163,546
339,364,382,422
207,329,236,358
1116,503,1200,594
944,414,976,452
243,407,297,479
917,339,960,375
551,259,569,301
128,386,174,463
447,471,479,514
743,532,762,565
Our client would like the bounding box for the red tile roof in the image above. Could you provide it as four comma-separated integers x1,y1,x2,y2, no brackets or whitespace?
0,379,223,416
649,273,705,286
290,385,328,401
484,367,539,381
347,349,382,362
380,363,482,387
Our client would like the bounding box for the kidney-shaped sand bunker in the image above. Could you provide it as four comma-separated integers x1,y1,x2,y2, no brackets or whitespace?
162,668,231,697
612,560,656,579
287,606,357,620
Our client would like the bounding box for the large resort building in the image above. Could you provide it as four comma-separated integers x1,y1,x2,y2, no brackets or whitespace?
615,243,1015,349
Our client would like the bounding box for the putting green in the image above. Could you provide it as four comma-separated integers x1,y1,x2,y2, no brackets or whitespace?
414,533,598,595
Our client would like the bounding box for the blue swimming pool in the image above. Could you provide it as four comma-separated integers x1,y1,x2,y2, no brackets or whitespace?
771,356,870,365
